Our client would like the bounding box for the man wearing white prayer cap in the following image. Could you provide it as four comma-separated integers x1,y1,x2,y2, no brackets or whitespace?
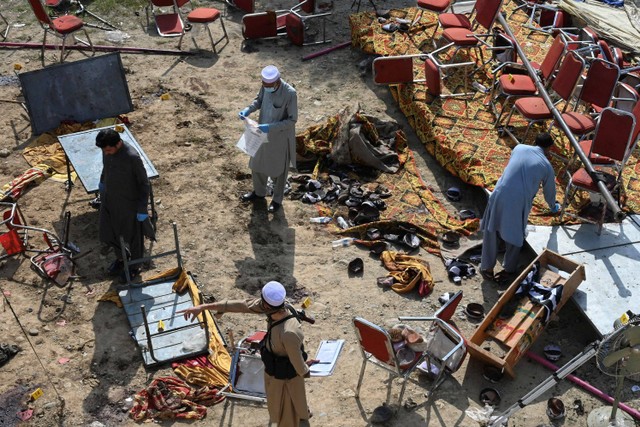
238,65,298,214
179,280,316,426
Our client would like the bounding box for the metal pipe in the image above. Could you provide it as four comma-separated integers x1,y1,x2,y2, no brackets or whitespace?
0,42,193,56
302,40,351,61
497,14,624,221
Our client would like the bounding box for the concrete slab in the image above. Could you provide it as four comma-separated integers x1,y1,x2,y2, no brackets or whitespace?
525,216,640,336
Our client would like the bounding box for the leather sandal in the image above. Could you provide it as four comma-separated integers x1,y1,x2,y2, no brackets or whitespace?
494,270,515,285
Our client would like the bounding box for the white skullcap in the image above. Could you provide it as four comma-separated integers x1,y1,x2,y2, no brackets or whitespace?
261,65,280,84
261,281,286,306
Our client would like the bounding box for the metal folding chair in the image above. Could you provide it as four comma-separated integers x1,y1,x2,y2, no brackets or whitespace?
147,0,185,37
490,33,566,126
241,10,289,41
432,0,504,69
177,1,228,53
353,314,465,405
372,52,475,98
27,0,94,66
560,107,638,233
551,58,619,146
285,0,332,46
501,50,585,145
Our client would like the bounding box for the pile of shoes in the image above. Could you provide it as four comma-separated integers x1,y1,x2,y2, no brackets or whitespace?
359,224,422,254
288,173,392,227
445,258,476,284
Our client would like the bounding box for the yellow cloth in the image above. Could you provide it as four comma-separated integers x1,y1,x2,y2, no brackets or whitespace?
97,290,123,308
380,250,434,296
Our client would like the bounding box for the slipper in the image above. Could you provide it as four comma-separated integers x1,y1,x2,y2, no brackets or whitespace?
459,209,477,220
480,269,495,281
494,270,515,286
382,23,398,32
547,397,566,420
445,187,461,202
543,344,562,361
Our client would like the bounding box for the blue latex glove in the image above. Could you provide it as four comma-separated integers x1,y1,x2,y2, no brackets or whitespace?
551,202,561,214
258,123,270,133
137,213,149,222
98,182,105,193
238,108,250,120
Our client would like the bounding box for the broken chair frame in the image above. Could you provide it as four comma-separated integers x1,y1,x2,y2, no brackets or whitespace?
118,222,214,366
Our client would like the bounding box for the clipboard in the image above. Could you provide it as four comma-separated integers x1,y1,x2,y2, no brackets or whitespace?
309,339,345,377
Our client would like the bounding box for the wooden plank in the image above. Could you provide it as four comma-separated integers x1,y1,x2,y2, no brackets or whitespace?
489,298,536,342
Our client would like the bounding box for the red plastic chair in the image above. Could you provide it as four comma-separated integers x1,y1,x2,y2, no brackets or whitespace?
501,50,585,145
27,0,94,66
560,107,638,233
490,34,567,126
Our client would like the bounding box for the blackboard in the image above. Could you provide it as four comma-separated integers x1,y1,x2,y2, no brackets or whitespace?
19,53,133,135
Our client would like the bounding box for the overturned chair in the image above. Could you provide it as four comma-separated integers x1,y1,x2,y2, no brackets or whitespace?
353,294,466,405
372,52,475,98
241,9,290,41
286,0,332,46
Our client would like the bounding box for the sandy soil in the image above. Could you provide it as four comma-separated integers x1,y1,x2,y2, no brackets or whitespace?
0,0,638,426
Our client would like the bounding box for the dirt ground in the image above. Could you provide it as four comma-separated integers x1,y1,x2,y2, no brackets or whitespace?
1,0,638,426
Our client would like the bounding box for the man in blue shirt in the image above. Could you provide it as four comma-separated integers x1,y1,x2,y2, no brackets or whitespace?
480,133,560,284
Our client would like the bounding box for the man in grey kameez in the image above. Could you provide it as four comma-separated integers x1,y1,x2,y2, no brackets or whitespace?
238,65,298,213
480,133,560,283
96,129,150,277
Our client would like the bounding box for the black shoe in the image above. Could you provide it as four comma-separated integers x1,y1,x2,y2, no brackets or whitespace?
107,259,124,276
241,192,264,203
268,201,281,213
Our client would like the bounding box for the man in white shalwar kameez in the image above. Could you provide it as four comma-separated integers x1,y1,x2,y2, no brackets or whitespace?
480,133,560,283
238,65,298,214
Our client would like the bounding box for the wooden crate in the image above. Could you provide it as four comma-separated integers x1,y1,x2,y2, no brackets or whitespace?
466,249,585,378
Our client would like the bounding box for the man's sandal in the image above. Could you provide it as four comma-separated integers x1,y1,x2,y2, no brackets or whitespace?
494,270,515,286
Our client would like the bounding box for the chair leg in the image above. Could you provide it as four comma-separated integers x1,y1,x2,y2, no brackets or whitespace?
355,360,367,397
60,34,68,63
82,28,95,56
204,24,216,53
398,377,409,406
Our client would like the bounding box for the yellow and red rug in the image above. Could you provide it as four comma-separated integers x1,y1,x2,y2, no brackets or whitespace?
349,5,640,222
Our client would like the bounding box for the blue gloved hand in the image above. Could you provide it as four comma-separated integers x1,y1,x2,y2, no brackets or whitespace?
137,213,149,222
238,108,250,120
98,182,105,193
551,202,561,214
258,123,270,133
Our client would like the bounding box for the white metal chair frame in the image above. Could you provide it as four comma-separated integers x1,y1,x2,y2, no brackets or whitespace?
353,316,465,405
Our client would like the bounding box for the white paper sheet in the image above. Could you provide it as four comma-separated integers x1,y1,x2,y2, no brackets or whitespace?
236,117,268,157
309,339,345,377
